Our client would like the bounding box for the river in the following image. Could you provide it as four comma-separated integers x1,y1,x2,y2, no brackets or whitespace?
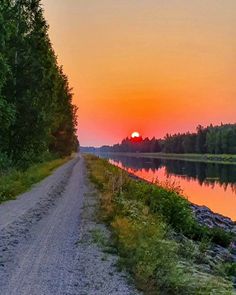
97,153,236,221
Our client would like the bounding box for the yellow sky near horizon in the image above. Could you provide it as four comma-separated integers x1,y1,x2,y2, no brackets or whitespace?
42,0,236,146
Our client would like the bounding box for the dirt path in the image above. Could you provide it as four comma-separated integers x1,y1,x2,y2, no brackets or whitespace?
0,155,139,295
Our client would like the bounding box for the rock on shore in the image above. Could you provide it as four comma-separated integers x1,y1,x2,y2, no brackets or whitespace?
192,204,236,263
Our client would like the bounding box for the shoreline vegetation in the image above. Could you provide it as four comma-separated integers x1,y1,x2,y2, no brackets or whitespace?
97,152,236,165
0,156,73,204
85,154,236,294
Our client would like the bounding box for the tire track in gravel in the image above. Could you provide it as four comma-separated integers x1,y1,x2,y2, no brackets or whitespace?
0,155,140,295
0,156,81,294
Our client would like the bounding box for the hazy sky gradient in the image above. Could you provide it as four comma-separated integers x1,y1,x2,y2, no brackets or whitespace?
42,0,236,146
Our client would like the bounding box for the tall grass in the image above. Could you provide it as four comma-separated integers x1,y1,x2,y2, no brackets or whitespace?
85,154,235,294
0,156,72,203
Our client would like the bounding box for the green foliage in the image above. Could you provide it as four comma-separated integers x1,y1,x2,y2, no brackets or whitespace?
112,216,184,292
0,0,78,169
89,175,104,191
90,228,108,248
224,263,236,277
0,152,12,173
142,183,194,233
209,227,234,248
0,156,72,203
119,178,234,248
86,155,235,294
186,222,233,248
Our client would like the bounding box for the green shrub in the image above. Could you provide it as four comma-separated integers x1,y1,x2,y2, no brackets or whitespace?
188,222,233,248
112,216,184,292
209,227,234,248
0,152,12,172
224,262,236,277
148,186,194,233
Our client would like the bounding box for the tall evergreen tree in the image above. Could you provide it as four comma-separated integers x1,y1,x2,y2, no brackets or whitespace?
0,0,78,169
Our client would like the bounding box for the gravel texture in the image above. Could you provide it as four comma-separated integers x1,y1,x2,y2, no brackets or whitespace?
0,155,140,295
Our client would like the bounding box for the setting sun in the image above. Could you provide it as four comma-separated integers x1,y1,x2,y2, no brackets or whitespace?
131,132,140,138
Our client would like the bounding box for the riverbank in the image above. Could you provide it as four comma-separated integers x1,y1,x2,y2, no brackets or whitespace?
101,152,236,165
128,172,236,230
85,154,236,294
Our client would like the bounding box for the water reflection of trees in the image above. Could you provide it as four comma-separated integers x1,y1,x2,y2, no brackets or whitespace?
163,160,236,192
98,153,236,193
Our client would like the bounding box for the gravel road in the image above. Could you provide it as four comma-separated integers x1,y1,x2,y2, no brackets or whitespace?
0,155,140,295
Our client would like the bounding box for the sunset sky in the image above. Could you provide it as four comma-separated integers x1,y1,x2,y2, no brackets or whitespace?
42,0,236,146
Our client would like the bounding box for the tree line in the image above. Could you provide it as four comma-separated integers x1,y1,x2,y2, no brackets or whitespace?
0,0,78,169
86,123,236,154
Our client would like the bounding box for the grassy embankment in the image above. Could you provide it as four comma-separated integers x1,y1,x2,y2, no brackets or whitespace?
0,156,73,204
85,154,236,294
107,152,236,165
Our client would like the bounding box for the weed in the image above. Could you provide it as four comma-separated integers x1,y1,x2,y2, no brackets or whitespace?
90,228,108,248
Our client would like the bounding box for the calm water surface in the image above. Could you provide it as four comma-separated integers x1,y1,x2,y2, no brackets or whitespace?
97,153,236,220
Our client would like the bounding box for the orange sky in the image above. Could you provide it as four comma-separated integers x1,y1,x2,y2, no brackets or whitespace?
42,0,236,146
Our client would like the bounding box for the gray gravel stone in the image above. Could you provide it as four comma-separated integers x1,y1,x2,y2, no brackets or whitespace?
0,155,141,295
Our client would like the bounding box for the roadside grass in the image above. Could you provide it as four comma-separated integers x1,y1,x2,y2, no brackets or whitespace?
0,156,73,203
90,228,108,248
85,154,235,294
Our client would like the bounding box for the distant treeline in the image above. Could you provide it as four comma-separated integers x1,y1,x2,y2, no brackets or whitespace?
82,124,236,155
0,0,78,169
